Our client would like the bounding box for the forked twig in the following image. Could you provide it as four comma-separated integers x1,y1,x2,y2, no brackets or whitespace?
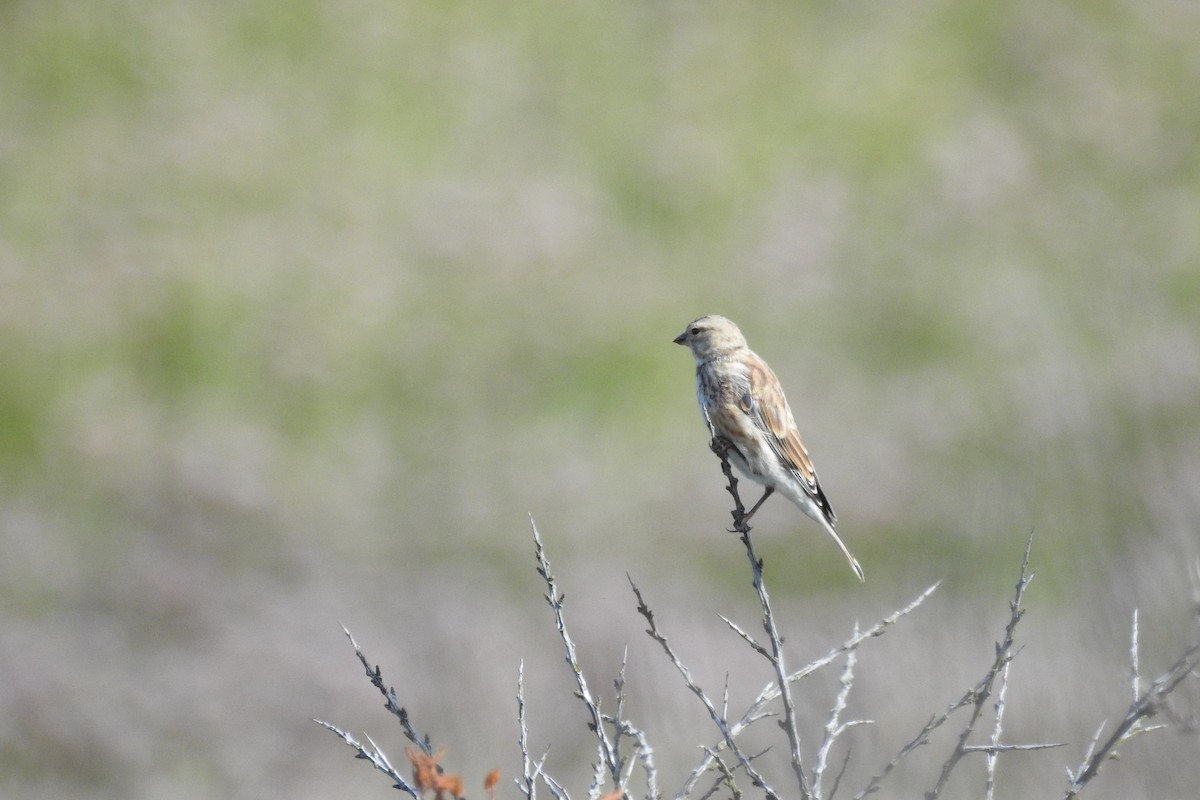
680,583,940,799
630,577,783,800
715,445,812,799
313,626,440,797
813,638,865,800
517,660,566,800
856,532,1065,799
1064,620,1200,797
927,531,1039,798
531,517,621,791
312,719,420,797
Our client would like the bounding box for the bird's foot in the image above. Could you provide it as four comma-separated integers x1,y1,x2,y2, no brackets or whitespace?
709,435,734,458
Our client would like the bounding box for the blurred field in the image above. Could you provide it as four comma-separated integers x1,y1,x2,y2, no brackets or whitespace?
2,1,1199,798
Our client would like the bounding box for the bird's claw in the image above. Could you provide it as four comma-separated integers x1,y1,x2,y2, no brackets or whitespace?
709,435,734,458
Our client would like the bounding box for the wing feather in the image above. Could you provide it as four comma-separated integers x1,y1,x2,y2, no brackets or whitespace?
740,352,836,524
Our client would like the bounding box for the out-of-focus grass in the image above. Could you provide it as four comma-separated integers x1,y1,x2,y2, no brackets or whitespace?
2,1,1199,798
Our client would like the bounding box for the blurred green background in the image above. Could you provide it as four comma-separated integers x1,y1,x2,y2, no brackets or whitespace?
3,1,1198,798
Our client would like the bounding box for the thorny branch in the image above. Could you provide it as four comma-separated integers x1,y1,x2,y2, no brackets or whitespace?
926,531,1053,799
715,444,812,799
319,515,1199,800
342,624,433,754
313,627,441,797
312,719,419,797
1064,630,1200,797
854,532,1066,800
813,631,865,800
630,577,783,800
607,649,660,799
678,584,941,799
517,660,567,800
531,517,622,792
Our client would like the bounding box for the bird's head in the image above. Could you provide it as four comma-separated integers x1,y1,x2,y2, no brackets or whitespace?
673,315,748,362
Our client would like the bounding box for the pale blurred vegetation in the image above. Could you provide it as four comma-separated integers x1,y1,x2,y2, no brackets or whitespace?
2,1,1198,798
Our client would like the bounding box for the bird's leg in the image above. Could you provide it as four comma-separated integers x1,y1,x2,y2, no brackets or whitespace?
741,486,774,524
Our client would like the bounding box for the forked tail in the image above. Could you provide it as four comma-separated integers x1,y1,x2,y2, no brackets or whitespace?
819,517,865,582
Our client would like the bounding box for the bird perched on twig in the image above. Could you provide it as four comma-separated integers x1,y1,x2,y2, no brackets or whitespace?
674,315,865,582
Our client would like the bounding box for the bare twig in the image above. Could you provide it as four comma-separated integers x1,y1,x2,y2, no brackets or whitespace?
719,614,770,659
684,449,935,800
855,533,1064,799
340,624,432,753
319,520,1200,800
853,699,967,800
964,743,1066,753
613,648,630,781
517,660,546,800
684,583,940,799
813,639,864,800
984,652,1013,800
588,754,607,800
608,646,659,800
603,713,658,800
541,768,572,800
312,719,419,797
748,527,811,798
629,577,782,800
1073,719,1106,784
926,530,1037,799
1064,633,1200,797
785,582,942,685
531,517,622,790
701,747,742,800
516,667,570,800
318,628,492,797
709,435,748,529
715,446,812,799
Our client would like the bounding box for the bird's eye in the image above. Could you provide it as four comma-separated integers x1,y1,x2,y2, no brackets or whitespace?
690,327,700,336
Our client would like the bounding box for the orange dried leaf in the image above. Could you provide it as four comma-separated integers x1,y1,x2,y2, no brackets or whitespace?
484,768,501,795
405,747,447,794
433,772,464,800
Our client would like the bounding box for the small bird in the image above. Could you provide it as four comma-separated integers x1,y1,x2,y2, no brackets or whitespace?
674,315,864,582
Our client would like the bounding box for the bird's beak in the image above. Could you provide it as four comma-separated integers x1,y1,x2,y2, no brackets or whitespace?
673,332,687,345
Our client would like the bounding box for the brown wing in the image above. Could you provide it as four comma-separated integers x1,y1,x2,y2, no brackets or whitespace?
739,352,837,523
